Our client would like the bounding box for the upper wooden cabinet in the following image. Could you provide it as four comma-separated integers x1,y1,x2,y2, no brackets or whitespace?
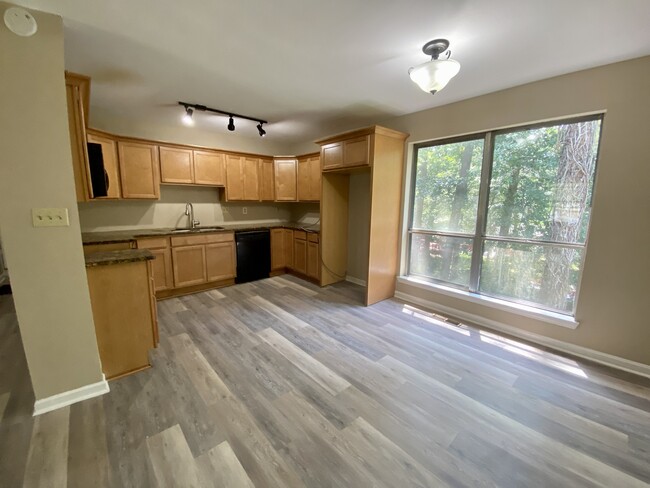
160,147,225,187
321,142,343,171
297,155,321,201
226,155,260,201
87,130,121,199
316,127,401,172
260,158,275,201
194,150,225,186
159,146,194,184
274,158,298,201
65,72,92,202
118,141,160,199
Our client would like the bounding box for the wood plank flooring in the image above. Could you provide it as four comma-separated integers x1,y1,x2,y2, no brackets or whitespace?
1,275,650,487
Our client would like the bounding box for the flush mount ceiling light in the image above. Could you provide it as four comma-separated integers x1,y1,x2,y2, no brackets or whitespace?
409,38,460,95
178,102,268,137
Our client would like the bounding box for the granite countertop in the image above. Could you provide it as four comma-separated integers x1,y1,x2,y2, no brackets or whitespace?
82,222,320,245
85,249,155,267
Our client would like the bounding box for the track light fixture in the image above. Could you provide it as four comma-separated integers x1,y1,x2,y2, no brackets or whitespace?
182,106,194,126
257,122,266,137
178,101,268,137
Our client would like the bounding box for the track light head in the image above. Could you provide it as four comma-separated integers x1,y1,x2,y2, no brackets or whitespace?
227,116,235,131
182,106,194,126
257,122,266,137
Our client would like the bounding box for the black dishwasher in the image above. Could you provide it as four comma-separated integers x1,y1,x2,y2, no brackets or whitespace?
234,230,271,284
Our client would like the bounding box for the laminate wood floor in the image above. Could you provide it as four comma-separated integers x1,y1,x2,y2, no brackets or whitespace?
1,276,650,487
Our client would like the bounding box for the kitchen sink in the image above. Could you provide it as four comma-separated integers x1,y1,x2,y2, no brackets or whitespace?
170,226,225,234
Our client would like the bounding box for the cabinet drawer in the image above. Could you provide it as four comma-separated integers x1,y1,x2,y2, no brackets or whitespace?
171,232,233,247
293,230,307,240
307,232,319,243
136,237,169,250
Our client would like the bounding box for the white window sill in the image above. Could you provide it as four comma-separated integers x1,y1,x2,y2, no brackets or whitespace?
396,276,579,330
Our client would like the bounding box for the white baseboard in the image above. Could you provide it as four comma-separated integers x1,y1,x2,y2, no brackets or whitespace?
394,291,650,380
345,275,367,287
33,376,110,416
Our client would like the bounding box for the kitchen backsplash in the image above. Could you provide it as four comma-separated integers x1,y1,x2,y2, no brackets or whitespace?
78,185,319,232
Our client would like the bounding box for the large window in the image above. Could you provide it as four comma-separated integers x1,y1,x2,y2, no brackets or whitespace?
408,116,602,315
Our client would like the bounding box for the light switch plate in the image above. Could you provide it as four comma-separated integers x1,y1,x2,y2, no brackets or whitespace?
32,208,70,227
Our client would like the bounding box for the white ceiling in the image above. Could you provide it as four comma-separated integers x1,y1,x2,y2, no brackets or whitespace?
13,0,650,145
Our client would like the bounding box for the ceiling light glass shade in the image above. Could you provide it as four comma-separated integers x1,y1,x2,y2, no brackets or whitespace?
409,58,460,94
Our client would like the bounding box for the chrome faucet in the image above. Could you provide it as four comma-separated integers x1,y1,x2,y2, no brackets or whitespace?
185,203,200,229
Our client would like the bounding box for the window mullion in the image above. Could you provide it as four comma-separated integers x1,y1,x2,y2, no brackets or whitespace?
469,132,493,293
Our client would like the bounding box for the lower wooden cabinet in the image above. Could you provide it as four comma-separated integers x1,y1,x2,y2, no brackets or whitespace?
206,242,236,281
86,259,158,380
136,237,173,292
283,229,294,269
307,235,320,280
270,229,285,270
293,231,307,275
169,232,236,291
172,245,207,288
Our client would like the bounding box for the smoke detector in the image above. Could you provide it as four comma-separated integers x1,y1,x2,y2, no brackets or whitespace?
4,7,38,37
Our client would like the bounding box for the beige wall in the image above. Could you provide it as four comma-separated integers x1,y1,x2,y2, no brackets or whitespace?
347,173,371,282
384,56,650,367
0,4,104,399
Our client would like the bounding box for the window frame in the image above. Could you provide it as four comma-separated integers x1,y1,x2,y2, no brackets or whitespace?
406,114,604,316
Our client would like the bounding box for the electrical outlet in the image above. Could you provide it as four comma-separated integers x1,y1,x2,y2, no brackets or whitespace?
32,208,70,227
242,207,247,215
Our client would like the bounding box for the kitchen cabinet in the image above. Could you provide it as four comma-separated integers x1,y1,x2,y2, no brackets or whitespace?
86,259,158,380
226,155,260,201
159,146,194,184
260,158,275,201
206,241,236,282
270,229,285,270
298,154,321,201
86,130,122,199
317,125,408,305
137,237,173,292
65,72,92,202
283,229,294,270
172,245,207,288
321,142,343,170
160,147,225,187
293,230,307,275
321,134,373,172
194,150,225,186
170,232,236,291
274,158,298,201
307,236,320,280
118,141,160,199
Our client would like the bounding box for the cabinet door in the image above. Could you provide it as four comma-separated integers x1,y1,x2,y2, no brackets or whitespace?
172,245,207,287
206,242,236,281
283,229,294,269
225,154,244,200
321,142,343,170
307,241,320,280
293,238,307,274
297,158,310,201
160,146,194,184
118,141,160,199
87,132,121,198
274,158,297,201
308,156,321,201
343,135,371,168
243,157,261,200
270,229,285,270
194,150,225,186
260,158,275,201
149,248,173,292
